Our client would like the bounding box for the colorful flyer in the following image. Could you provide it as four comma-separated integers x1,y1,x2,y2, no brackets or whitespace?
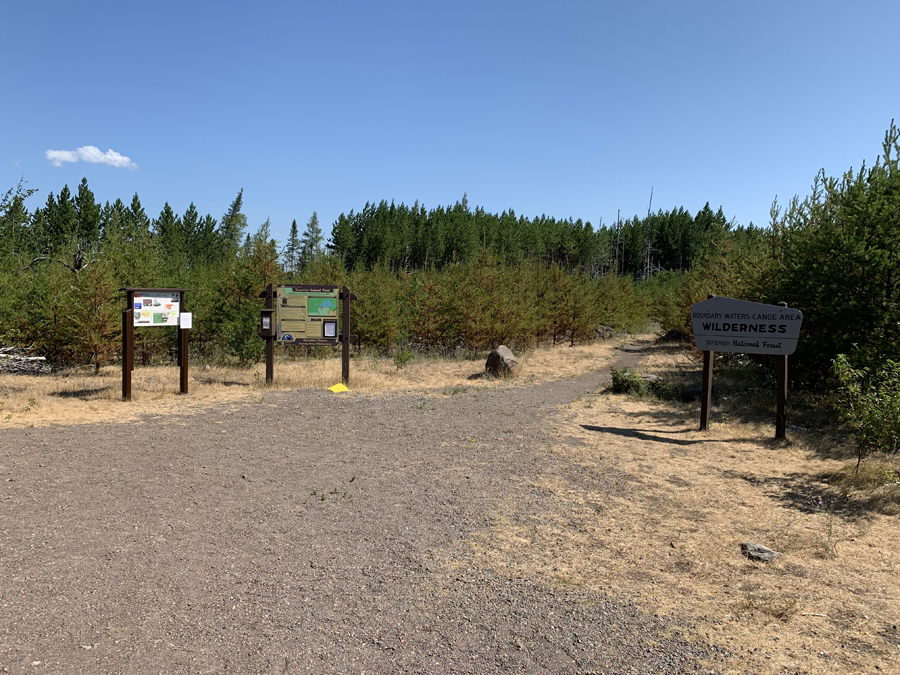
134,292,181,327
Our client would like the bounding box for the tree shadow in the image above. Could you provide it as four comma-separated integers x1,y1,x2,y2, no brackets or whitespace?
720,469,889,520
581,424,708,446
51,386,112,399
194,378,249,387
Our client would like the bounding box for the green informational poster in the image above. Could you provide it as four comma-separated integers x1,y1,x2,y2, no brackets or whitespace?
275,285,339,345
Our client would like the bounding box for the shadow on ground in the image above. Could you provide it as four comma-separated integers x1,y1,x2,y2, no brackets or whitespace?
719,468,894,521
580,424,758,447
50,386,112,399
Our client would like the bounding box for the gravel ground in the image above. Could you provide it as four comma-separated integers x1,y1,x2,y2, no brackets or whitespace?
1,345,732,673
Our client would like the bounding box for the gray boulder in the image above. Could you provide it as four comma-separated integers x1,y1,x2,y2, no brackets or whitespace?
658,329,684,343
740,542,780,562
682,384,720,402
485,345,518,378
596,325,615,340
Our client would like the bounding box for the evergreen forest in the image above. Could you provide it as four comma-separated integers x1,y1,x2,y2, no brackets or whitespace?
1,123,898,423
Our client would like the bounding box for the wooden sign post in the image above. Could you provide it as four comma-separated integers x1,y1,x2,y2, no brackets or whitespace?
699,347,714,431
775,303,789,440
259,284,358,386
340,285,358,386
691,296,803,439
121,287,190,401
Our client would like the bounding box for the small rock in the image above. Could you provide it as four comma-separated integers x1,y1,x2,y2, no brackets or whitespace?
485,346,518,378
681,385,703,401
681,384,719,402
740,542,780,562
657,329,684,343
596,325,615,340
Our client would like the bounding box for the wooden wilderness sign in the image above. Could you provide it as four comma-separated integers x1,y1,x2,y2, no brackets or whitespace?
691,296,802,356
690,296,803,438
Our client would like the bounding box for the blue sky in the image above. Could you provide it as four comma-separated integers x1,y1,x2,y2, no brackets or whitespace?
3,0,898,244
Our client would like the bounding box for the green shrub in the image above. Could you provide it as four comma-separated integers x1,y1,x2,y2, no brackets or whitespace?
393,347,413,370
833,354,900,466
609,367,676,400
610,367,645,394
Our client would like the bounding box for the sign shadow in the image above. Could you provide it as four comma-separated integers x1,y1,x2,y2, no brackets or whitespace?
580,424,754,447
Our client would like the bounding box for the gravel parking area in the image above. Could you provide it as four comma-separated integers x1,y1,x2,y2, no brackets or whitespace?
1,344,730,673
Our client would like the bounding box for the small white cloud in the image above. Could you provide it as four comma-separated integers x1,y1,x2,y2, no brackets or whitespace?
45,145,138,170
45,149,78,167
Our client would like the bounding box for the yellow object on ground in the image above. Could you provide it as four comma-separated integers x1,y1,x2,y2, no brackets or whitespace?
328,383,349,393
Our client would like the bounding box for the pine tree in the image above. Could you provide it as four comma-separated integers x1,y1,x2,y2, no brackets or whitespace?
218,188,248,256
300,211,323,271
193,215,219,264
0,179,37,255
45,185,78,251
127,193,151,247
180,203,200,248
74,178,101,251
153,203,179,248
285,219,300,276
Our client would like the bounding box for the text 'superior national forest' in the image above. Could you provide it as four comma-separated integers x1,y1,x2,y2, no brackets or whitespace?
1,124,899,410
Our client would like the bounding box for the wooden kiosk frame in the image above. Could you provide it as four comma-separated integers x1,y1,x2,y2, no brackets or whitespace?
121,287,190,401
258,283,358,386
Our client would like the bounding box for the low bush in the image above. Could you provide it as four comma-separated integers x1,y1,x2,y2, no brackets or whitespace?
833,354,900,467
609,367,676,400
393,348,413,370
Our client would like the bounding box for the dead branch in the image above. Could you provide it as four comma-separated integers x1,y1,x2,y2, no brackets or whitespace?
0,346,51,374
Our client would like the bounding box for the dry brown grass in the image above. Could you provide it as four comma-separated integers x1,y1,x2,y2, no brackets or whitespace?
0,338,630,428
463,341,900,674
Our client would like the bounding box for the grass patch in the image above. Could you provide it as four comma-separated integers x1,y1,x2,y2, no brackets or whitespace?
825,454,900,516
740,593,803,622
0,337,633,429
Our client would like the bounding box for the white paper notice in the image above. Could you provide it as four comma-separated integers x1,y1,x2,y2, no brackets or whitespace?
179,313,193,329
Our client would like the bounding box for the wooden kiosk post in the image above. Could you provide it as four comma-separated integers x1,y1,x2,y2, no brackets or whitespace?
340,286,358,386
699,294,715,431
259,284,357,386
258,283,275,385
122,291,134,401
121,288,191,401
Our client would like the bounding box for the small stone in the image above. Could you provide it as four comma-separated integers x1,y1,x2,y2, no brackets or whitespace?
740,542,780,562
596,325,615,340
657,329,684,343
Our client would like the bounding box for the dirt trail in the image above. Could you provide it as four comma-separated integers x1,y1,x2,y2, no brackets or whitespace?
0,343,731,673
